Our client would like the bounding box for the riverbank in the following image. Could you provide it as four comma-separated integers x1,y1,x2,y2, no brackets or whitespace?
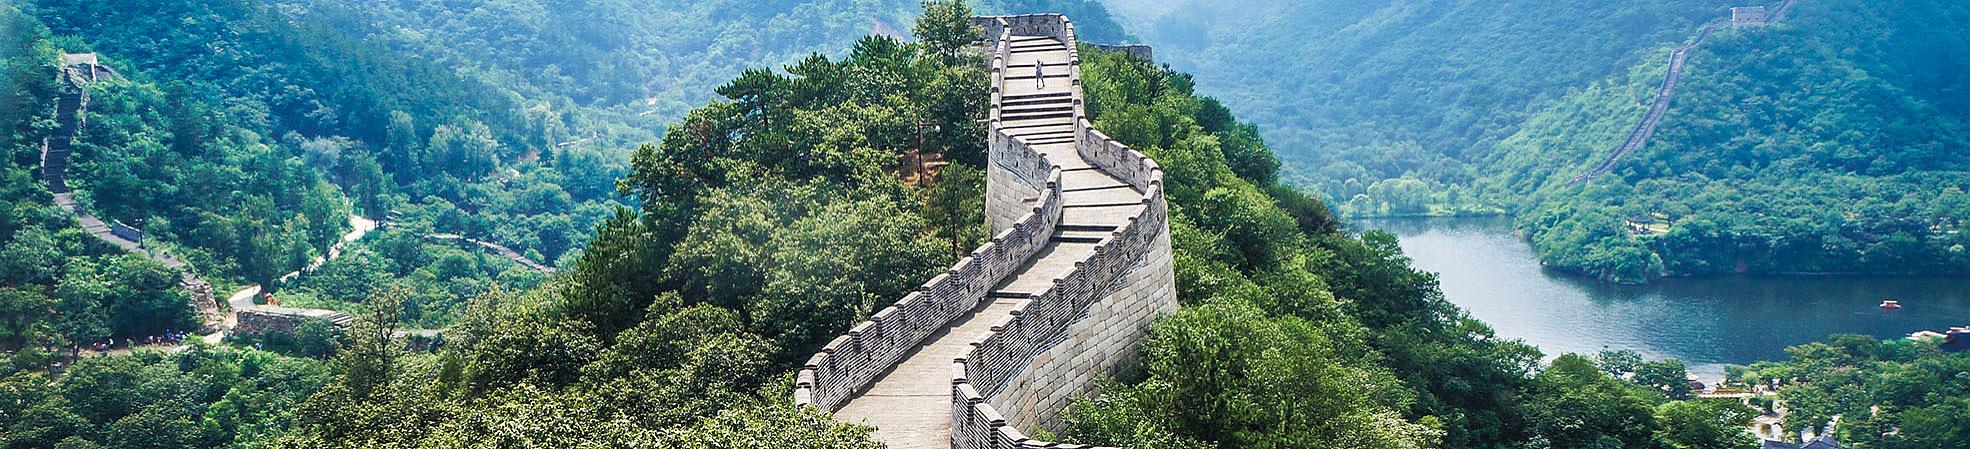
1358,216,1970,379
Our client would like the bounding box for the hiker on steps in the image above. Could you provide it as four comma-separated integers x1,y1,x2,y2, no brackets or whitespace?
1036,60,1046,89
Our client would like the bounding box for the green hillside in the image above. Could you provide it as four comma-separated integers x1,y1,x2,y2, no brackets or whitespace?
1110,0,1970,282
1103,0,1724,215
1495,0,1970,282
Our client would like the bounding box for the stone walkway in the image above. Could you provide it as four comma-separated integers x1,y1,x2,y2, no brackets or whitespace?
831,34,1143,449
428,233,556,272
1572,1,1798,185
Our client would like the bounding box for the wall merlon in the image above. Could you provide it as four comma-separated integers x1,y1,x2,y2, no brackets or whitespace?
801,14,1173,447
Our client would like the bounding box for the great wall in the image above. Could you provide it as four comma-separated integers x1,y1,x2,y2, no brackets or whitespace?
1571,0,1798,185
41,55,553,340
794,14,1176,449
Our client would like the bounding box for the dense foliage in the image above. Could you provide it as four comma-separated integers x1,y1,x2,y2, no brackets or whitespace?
23,0,631,270
299,0,1128,127
255,3,1000,446
0,346,331,449
15,1,1945,449
1052,48,1773,449
277,225,550,329
0,5,201,357
1495,0,1970,282
1109,0,1970,283
1729,335,1970,449
1101,0,1720,217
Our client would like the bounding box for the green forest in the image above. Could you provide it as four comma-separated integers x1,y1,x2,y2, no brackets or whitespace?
2,1,1968,449
1104,0,1970,282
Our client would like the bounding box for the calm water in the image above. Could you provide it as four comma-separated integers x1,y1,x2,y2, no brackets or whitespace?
1357,216,1970,378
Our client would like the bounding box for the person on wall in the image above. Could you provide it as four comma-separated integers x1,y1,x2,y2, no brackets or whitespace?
1036,60,1046,89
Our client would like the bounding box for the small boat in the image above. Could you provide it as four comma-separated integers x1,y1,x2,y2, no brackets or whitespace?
1880,300,1903,310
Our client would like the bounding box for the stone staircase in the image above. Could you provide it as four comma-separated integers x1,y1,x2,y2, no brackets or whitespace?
795,14,1174,449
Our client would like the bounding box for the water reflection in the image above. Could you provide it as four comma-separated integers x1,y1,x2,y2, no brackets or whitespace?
1357,216,1970,378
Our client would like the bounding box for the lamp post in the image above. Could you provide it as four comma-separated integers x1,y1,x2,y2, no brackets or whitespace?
914,120,941,187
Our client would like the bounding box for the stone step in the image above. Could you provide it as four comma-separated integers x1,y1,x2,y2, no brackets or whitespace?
991,241,1098,294
1004,62,1070,70
1064,200,1142,209
1003,111,1075,122
1062,204,1146,227
1061,183,1133,194
1001,97,1073,108
1001,91,1071,101
1002,105,1072,115
999,122,1072,133
1050,230,1109,244
1056,223,1119,233
1012,131,1076,141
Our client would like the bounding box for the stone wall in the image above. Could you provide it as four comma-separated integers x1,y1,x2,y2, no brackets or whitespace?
1088,44,1153,62
985,136,1047,233
796,142,1063,411
234,310,311,335
989,227,1173,429
795,14,1175,449
952,15,1173,449
233,307,354,335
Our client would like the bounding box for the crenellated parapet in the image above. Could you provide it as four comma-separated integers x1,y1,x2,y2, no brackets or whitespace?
796,14,1174,449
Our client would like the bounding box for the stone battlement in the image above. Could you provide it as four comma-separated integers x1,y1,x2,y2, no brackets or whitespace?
1731,6,1768,28
795,14,1176,449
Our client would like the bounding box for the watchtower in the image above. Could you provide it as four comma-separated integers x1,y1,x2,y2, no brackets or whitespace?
1732,6,1769,28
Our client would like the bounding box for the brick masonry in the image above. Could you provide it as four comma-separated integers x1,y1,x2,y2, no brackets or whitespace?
795,14,1170,449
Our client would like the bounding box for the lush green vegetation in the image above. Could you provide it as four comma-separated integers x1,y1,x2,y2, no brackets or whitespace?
1496,0,1970,282
0,4,203,357
1049,45,1766,449
13,1,1964,448
275,225,550,329
1108,0,1970,283
1101,0,1719,217
24,0,631,270
0,346,331,449
1729,335,1970,449
294,0,1127,127
260,3,995,446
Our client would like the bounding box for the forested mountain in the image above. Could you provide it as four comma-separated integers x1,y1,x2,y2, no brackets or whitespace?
1495,0,1970,282
5,1,1964,449
0,0,1129,338
1106,0,1970,282
292,0,1130,126
1102,0,1724,214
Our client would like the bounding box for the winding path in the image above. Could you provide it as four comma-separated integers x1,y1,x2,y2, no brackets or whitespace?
1569,23,1716,185
831,34,1127,448
427,233,556,272
798,15,1177,449
40,62,223,322
42,56,549,341
1570,1,1798,185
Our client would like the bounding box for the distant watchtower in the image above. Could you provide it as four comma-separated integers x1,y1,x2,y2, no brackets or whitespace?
1732,6,1769,28
60,53,118,83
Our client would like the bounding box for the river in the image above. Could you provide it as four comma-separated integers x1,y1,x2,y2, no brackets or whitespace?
1356,216,1970,379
